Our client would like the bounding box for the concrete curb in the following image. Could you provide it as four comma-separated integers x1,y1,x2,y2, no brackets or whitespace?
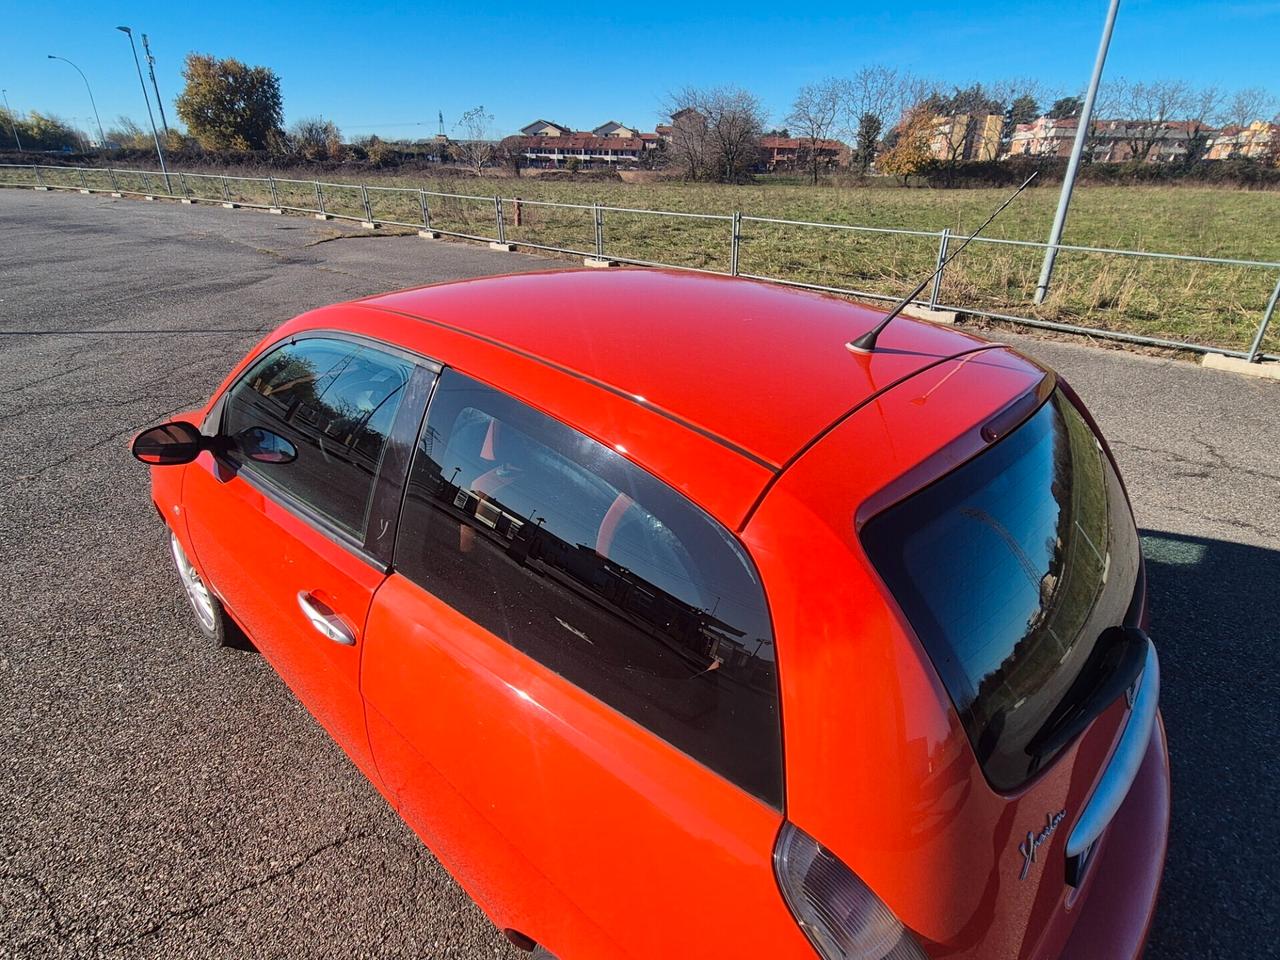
905,306,958,325
1202,353,1280,381
584,257,618,268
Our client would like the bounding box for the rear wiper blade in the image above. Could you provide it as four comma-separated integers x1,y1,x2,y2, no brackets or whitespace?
1024,626,1150,761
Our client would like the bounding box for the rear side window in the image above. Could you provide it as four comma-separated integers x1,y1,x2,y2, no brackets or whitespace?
395,370,782,807
222,336,414,537
861,390,1141,792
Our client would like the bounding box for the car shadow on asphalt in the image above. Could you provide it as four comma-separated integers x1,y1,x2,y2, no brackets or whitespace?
1138,529,1278,958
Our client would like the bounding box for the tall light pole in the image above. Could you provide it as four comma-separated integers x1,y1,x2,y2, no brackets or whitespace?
116,25,170,191
48,56,107,150
1033,0,1121,305
140,34,171,141
1,89,22,152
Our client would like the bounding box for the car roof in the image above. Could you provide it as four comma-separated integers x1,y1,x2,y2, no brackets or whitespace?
362,269,997,461
291,269,1016,526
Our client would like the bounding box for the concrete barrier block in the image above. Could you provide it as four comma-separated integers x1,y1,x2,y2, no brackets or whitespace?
221,202,239,208
1202,353,1280,380
905,306,958,325
418,230,442,239
34,186,49,191
268,207,283,214
181,198,194,204
111,192,123,198
360,221,378,230
79,189,92,194
489,241,516,252
315,213,333,220
143,195,156,201
583,257,618,268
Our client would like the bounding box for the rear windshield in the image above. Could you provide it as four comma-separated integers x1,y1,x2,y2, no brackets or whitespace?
861,390,1141,791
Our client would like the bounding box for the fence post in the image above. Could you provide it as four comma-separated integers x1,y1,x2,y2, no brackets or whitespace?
929,228,951,309
179,171,190,199
361,184,373,222
593,203,604,259
221,175,231,202
514,197,523,227
730,211,742,276
494,196,506,244
314,180,325,214
268,175,281,208
419,190,431,230
108,166,120,192
32,164,43,187
141,170,151,194
1246,273,1280,363
78,167,89,191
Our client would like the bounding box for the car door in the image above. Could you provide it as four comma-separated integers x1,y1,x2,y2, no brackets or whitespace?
360,370,809,958
183,332,435,783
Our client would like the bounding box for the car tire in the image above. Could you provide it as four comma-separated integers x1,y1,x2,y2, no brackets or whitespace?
168,530,239,648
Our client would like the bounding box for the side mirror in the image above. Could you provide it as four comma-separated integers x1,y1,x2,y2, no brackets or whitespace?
131,421,205,465
237,427,297,464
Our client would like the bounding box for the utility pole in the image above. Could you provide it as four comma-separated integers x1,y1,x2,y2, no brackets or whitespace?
1033,0,1121,305
116,26,170,192
140,34,171,141
1,90,22,152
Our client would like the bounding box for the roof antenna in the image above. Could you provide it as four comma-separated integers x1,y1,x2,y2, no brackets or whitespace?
847,172,1039,355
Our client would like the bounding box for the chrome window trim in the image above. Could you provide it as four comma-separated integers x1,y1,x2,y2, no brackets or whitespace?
1066,637,1160,859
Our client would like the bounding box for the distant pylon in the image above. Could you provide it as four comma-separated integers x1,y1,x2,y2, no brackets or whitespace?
437,110,445,138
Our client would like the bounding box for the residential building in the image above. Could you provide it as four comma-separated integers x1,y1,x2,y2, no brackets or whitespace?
1206,120,1278,160
515,119,666,167
929,114,1004,162
759,136,848,171
1007,116,1079,159
520,120,573,138
591,121,637,138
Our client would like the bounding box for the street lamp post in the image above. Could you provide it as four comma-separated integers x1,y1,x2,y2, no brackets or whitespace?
1033,0,1121,305
116,25,170,192
1,89,23,152
47,56,107,150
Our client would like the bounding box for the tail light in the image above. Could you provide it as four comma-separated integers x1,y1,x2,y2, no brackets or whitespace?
774,823,928,960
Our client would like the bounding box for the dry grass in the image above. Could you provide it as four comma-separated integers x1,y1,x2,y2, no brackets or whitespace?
9,163,1279,355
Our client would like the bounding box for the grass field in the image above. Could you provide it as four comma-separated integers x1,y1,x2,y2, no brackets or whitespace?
7,163,1279,356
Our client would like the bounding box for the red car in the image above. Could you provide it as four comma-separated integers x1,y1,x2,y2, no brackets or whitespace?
134,270,1169,960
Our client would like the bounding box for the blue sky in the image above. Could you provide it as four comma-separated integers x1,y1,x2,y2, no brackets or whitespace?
4,0,1277,140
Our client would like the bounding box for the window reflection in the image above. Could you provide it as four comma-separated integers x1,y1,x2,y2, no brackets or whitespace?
863,394,1141,791
223,338,412,536
396,372,782,806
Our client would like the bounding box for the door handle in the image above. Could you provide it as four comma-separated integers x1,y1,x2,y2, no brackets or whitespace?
296,591,356,646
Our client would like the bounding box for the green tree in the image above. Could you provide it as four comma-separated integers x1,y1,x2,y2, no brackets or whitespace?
855,111,883,173
175,53,283,151
1047,96,1083,120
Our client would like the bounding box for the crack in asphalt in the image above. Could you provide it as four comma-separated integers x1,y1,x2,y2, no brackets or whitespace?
101,828,376,954
1112,436,1280,485
0,869,76,951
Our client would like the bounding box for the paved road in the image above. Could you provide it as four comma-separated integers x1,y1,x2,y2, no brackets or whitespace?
1,189,1277,959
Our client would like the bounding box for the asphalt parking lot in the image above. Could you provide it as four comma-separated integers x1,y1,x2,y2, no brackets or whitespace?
1,188,1277,959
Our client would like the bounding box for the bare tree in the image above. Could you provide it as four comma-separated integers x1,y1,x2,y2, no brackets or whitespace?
1104,79,1192,160
835,66,927,170
455,105,496,175
662,89,712,180
663,86,766,182
1183,85,1225,165
1224,87,1276,128
787,80,842,183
